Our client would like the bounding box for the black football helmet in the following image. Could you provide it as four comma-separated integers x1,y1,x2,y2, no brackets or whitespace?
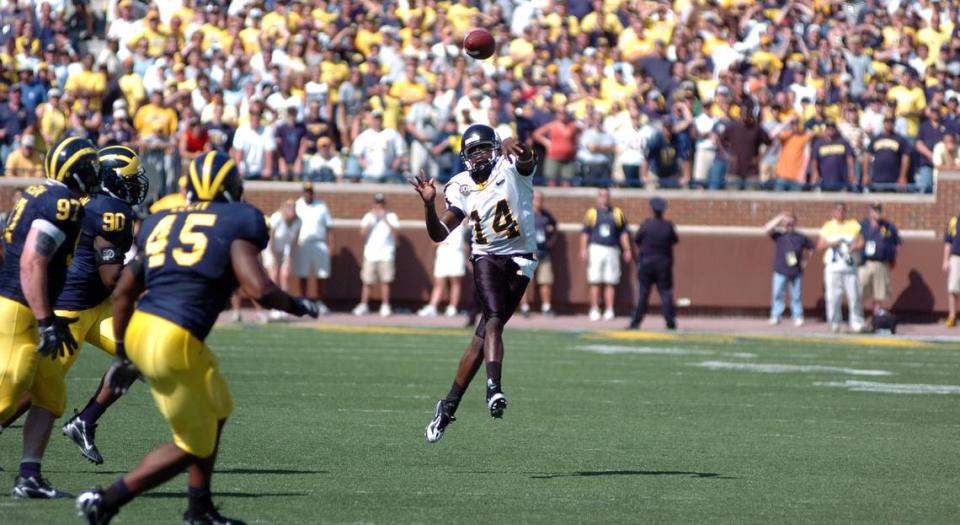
45,137,100,193
186,151,243,203
98,145,148,205
460,124,501,180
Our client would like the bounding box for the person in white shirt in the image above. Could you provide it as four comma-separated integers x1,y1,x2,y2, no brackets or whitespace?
418,222,467,318
265,200,302,319
353,194,400,317
232,110,275,179
294,182,334,314
351,111,407,182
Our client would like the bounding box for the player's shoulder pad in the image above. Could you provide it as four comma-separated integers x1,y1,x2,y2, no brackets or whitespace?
226,202,270,250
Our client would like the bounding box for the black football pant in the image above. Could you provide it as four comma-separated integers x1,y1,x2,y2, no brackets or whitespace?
472,254,532,337
629,259,676,327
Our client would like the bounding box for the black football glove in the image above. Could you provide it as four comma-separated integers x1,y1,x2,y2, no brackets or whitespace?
105,343,142,395
36,316,79,359
291,297,320,318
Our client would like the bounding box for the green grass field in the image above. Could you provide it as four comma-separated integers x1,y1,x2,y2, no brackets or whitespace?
4,324,960,524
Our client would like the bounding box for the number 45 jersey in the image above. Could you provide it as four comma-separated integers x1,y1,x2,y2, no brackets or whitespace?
56,194,134,311
443,159,537,256
137,201,269,341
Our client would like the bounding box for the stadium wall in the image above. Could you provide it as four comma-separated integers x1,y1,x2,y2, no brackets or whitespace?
1,172,955,317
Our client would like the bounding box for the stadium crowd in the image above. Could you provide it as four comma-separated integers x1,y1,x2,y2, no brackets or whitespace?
2,0,960,198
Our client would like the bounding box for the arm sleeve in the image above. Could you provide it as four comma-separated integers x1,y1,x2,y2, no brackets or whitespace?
238,205,270,251
442,181,466,220
582,209,595,233
387,212,400,228
361,213,373,228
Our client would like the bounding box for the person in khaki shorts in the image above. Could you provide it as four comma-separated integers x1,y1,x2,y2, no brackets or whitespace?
520,191,558,316
353,193,400,317
943,213,960,327
857,203,901,320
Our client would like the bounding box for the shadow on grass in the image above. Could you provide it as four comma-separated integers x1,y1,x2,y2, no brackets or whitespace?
531,470,736,480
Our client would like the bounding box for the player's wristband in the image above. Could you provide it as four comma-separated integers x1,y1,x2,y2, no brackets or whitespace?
115,342,127,359
37,317,54,328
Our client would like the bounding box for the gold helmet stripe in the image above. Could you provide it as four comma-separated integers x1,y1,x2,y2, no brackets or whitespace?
98,154,142,177
46,136,77,181
57,147,98,183
208,157,237,201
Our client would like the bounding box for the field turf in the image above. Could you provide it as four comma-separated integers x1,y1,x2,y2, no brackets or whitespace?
3,324,960,524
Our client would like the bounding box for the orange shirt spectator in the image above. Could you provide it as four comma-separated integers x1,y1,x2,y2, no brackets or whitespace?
775,121,813,185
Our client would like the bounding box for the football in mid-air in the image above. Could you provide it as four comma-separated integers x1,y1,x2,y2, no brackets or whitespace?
463,28,495,60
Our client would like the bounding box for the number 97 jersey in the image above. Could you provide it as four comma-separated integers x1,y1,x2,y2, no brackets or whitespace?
443,159,537,256
136,201,269,341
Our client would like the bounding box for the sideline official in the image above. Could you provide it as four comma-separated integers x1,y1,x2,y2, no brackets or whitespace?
628,197,678,330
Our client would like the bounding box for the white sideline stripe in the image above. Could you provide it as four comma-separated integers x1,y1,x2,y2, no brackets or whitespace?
327,219,935,239
816,380,960,395
576,344,713,356
693,361,892,376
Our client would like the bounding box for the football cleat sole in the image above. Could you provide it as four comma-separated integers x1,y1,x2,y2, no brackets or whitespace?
487,393,507,419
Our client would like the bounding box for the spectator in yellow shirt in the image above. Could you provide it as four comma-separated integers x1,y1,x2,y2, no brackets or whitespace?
389,63,428,107
887,70,927,139
35,88,66,154
63,55,106,106
4,135,41,178
447,0,479,35
128,10,168,58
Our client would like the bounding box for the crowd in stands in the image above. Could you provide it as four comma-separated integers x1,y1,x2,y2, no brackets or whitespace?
2,0,960,199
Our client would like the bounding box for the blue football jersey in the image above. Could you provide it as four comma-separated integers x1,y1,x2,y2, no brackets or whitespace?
56,194,134,311
0,183,84,306
136,201,269,341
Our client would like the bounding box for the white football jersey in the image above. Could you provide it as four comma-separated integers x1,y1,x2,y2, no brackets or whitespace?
443,159,537,256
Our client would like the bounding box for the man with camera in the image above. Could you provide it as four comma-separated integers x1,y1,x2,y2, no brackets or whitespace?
817,203,865,333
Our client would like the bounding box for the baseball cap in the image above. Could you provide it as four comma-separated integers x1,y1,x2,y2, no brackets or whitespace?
21,135,35,147
303,181,314,192
373,193,386,203
650,197,667,213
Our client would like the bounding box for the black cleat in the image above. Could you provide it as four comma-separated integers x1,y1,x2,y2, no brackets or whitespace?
183,508,246,525
11,475,70,499
487,392,507,419
63,413,104,465
424,400,456,443
76,489,116,524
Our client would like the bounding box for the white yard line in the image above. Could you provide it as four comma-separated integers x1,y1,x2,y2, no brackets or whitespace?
692,361,892,376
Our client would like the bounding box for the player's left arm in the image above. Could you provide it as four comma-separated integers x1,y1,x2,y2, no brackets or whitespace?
231,238,319,318
94,235,125,289
501,137,536,176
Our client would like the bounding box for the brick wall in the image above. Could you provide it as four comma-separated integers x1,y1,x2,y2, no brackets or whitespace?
0,172,955,315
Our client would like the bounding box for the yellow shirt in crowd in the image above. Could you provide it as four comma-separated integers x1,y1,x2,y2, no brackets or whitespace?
134,103,178,140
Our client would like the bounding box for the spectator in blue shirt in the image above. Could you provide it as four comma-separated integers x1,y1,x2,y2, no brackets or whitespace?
581,188,632,321
863,117,910,191
811,122,855,191
915,105,948,193
858,203,901,320
642,124,681,188
763,211,813,326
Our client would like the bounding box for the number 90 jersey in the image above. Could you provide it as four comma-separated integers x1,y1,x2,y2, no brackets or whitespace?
136,201,269,341
56,194,134,311
0,183,83,307
443,159,537,256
